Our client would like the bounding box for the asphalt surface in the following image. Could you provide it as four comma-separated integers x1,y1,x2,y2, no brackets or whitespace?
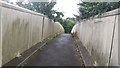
24,34,83,66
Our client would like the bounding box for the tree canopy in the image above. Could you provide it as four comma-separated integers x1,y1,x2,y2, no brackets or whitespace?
16,2,64,21
61,18,75,33
16,1,75,33
76,2,120,20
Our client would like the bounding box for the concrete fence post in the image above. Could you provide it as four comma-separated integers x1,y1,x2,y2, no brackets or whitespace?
41,16,45,40
0,2,2,67
108,15,117,66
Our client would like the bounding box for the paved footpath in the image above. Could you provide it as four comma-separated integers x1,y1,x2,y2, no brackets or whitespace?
23,34,84,66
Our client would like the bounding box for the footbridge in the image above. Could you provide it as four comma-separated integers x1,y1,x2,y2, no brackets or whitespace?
0,1,119,67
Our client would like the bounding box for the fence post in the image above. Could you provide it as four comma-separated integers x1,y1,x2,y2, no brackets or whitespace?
41,16,45,40
108,15,117,66
0,3,2,67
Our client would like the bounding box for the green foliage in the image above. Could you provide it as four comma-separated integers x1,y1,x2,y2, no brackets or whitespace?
76,2,120,20
16,2,64,21
16,1,74,33
61,18,75,33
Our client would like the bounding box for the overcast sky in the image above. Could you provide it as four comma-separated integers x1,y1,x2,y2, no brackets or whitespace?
9,0,80,18
53,0,80,18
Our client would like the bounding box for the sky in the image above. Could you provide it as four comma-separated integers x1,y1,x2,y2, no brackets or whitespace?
53,0,80,18
9,0,80,18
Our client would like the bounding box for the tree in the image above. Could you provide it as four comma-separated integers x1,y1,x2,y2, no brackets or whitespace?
16,1,74,33
76,2,120,20
16,2,64,21
60,18,75,33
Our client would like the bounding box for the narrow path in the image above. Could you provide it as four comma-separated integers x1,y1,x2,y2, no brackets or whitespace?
23,34,84,66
